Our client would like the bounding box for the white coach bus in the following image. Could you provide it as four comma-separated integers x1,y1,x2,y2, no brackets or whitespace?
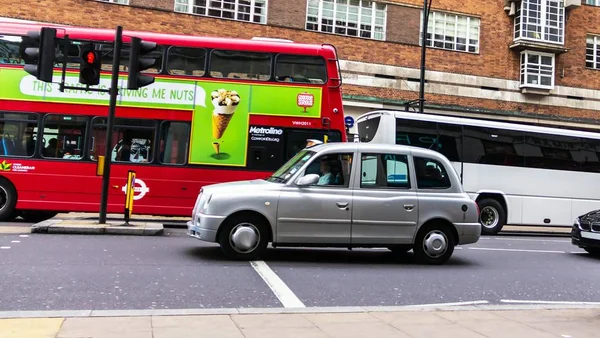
356,110,600,235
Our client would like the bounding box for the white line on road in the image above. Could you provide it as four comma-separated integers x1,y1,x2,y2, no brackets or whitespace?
18,235,29,238
468,247,565,254
501,299,600,305
0,246,10,249
491,237,569,243
250,260,305,309
404,300,489,307
10,241,20,243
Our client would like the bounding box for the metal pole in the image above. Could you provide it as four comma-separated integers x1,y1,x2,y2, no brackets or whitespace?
419,0,430,114
99,26,122,224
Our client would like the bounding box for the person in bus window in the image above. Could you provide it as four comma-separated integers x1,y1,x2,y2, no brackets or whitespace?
117,133,132,162
44,138,59,157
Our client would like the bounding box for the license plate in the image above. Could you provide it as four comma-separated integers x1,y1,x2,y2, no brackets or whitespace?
581,231,600,241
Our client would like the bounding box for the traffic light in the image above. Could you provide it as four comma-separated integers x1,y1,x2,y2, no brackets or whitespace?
127,37,157,90
78,44,101,86
23,27,57,83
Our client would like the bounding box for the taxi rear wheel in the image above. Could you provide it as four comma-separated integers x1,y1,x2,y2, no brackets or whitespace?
413,223,456,265
218,214,269,261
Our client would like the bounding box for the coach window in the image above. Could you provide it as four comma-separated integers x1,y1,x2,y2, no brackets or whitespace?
524,132,580,171
167,47,206,76
90,118,156,163
578,138,600,173
41,115,87,160
209,50,271,81
275,55,327,84
463,126,525,167
159,121,190,165
0,113,38,157
414,157,451,189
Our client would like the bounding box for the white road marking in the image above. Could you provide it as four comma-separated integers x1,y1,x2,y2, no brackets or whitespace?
469,247,565,254
454,247,463,250
501,299,600,305
492,237,569,243
404,300,489,307
19,235,29,238
0,246,10,249
250,260,305,308
11,241,20,243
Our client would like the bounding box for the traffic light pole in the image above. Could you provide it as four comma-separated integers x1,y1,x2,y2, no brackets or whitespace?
98,26,123,225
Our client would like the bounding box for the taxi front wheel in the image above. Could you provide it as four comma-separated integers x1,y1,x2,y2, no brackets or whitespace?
218,214,269,261
413,223,456,265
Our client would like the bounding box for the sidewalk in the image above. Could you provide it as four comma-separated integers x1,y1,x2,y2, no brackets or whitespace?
1,307,599,338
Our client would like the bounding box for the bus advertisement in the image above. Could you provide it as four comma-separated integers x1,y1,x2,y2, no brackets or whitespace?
357,110,600,235
0,20,347,222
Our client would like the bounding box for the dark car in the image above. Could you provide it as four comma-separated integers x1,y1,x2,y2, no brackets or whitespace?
572,210,600,257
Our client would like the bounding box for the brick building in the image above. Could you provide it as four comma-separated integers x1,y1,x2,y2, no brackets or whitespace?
2,0,600,134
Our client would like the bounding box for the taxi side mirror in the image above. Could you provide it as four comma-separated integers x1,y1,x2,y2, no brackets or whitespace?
296,174,320,187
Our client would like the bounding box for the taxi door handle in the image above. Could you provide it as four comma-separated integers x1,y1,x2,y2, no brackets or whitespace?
404,204,415,211
336,202,349,210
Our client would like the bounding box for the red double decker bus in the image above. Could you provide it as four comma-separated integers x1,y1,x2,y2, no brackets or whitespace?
0,19,346,222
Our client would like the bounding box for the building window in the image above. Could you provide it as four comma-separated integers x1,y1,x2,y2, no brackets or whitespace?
585,0,600,5
420,11,480,53
520,50,555,89
96,0,129,4
306,0,386,41
586,35,600,69
514,0,564,44
174,0,267,24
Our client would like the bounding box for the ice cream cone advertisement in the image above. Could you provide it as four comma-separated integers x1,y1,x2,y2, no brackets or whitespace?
211,89,240,140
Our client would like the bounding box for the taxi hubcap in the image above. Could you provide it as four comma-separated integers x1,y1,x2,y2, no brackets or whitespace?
230,223,260,253
423,230,448,258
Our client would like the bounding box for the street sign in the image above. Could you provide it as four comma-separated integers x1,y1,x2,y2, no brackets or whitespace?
344,116,354,128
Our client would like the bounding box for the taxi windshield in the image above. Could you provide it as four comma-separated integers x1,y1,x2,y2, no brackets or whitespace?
266,150,316,183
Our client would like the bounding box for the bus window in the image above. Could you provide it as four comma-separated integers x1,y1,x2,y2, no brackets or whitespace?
0,34,25,65
358,115,381,142
0,112,38,157
463,126,525,167
159,121,190,165
209,50,271,81
100,43,164,73
247,125,284,171
284,129,341,160
275,55,327,84
90,118,156,163
41,115,87,160
167,47,206,77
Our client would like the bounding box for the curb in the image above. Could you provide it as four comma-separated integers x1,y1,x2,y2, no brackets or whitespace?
31,219,164,236
0,303,600,319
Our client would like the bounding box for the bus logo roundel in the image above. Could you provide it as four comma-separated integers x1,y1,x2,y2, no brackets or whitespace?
297,92,314,112
121,178,150,200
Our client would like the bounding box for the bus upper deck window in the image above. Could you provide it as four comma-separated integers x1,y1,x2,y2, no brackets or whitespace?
275,55,327,84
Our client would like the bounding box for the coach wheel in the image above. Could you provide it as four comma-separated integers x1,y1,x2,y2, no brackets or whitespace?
0,178,17,222
21,211,58,223
478,198,506,236
218,214,269,261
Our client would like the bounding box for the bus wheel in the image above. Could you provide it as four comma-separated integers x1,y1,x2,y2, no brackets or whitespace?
218,214,268,261
21,211,58,223
0,178,17,222
413,222,456,265
478,198,506,235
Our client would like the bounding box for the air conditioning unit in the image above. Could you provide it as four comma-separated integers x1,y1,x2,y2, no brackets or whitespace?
564,0,581,10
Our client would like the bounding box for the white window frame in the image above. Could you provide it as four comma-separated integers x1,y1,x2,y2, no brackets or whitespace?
519,50,555,89
305,0,387,41
514,0,564,45
419,10,480,54
174,0,268,24
585,0,600,6
97,0,129,4
586,35,600,69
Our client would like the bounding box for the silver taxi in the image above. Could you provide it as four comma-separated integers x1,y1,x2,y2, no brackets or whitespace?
188,143,481,264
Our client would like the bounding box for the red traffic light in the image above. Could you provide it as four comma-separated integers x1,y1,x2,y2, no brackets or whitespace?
84,51,97,64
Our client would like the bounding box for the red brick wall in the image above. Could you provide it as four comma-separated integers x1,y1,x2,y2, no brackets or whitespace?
1,0,600,120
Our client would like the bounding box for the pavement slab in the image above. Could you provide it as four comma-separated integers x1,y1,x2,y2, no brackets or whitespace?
2,308,597,338
0,318,64,338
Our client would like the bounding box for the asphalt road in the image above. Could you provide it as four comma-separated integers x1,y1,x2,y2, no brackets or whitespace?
0,226,598,312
